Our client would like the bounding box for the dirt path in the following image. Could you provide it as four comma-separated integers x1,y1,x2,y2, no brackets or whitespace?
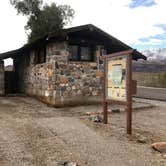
0,96,165,166
40,117,163,166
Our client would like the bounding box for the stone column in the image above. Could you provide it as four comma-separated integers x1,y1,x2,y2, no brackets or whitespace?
0,60,4,95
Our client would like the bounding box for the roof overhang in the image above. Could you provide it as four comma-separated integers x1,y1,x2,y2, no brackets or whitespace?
0,24,147,61
65,24,147,61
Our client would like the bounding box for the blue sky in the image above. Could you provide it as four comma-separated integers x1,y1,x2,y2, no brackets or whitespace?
128,0,166,50
0,0,166,55
53,0,166,50
132,24,166,50
129,0,157,8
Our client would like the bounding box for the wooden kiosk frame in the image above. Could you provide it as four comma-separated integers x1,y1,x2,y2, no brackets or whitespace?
103,49,134,134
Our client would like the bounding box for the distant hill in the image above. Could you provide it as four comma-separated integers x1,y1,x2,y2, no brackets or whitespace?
141,48,166,63
133,48,166,72
133,61,166,72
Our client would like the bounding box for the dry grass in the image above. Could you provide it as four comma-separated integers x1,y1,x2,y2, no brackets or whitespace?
133,72,166,88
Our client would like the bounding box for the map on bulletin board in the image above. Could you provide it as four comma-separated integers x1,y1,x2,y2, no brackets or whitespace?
106,55,127,101
111,64,122,85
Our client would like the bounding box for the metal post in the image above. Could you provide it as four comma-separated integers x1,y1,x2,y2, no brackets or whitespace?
0,60,5,96
103,101,108,124
103,57,108,124
127,54,132,134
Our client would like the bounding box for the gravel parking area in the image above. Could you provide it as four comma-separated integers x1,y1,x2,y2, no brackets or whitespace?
0,96,165,166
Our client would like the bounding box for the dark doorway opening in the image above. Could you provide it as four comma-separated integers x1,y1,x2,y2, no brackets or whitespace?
4,58,16,94
5,71,16,94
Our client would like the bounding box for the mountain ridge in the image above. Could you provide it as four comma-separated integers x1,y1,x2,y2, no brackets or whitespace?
133,48,166,72
141,48,166,63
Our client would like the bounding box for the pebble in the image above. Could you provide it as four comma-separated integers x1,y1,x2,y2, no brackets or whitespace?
89,115,103,123
137,137,147,143
58,161,78,166
136,134,147,143
112,108,120,113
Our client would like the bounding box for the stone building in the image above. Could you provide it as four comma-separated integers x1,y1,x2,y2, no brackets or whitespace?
0,24,146,106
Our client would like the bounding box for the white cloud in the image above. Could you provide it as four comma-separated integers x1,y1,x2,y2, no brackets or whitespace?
47,0,166,46
0,1,27,53
136,38,164,45
0,0,166,54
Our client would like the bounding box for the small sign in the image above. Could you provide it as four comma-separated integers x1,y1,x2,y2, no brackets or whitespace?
106,55,128,102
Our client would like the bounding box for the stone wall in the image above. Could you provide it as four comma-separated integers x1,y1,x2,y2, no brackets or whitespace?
24,41,104,106
0,60,4,95
53,61,104,106
25,61,57,105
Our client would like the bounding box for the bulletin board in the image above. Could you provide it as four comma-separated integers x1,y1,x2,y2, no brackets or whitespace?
106,55,127,102
103,49,134,134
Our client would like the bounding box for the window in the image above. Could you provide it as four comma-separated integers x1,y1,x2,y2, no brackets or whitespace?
69,45,78,61
80,47,91,61
69,45,93,61
34,47,46,64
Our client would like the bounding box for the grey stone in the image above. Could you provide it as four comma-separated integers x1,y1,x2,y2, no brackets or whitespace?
58,161,67,165
77,90,82,95
67,162,78,166
95,77,101,86
64,70,71,76
68,77,74,82
89,115,103,123
137,135,147,143
89,87,93,91
67,87,71,91
83,81,89,86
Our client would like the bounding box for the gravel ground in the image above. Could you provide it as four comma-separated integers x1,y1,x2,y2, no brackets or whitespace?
0,96,165,166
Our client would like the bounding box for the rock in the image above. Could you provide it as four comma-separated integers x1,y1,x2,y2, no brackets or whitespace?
112,108,120,113
86,112,92,115
68,77,74,82
72,86,76,90
89,115,103,123
95,70,104,77
60,76,68,84
136,133,147,143
64,70,71,76
77,90,82,95
58,161,67,165
67,87,71,91
137,136,147,143
89,87,93,91
58,161,78,166
151,142,166,153
92,91,98,96
67,162,78,166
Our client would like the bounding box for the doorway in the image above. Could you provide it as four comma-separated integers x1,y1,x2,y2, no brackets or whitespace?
4,58,16,94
